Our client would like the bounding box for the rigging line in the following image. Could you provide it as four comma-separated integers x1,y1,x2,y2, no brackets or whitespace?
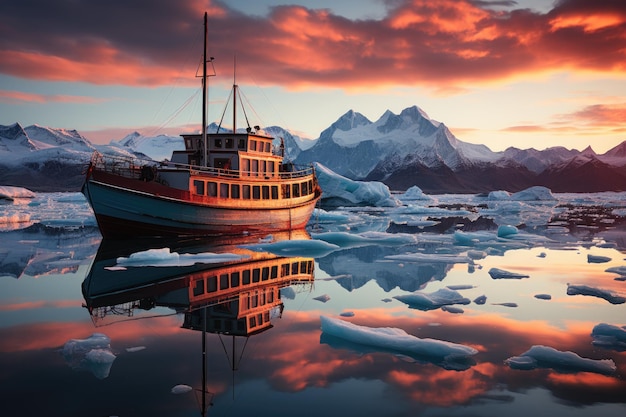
236,88,251,129
146,88,202,138
217,88,234,132
238,88,266,129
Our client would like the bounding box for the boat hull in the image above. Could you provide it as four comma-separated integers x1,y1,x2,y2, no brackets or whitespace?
83,176,319,238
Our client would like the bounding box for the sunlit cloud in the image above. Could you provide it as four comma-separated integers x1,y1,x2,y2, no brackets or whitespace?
0,90,107,104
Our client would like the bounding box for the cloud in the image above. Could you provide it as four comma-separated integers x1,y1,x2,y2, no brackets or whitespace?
0,90,107,104
0,0,624,90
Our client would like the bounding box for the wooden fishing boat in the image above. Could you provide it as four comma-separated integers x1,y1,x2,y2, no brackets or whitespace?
82,13,320,238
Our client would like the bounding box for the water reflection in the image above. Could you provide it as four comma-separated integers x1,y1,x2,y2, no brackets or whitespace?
82,231,315,415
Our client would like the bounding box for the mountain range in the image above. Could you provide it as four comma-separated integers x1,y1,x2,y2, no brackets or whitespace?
1,105,625,193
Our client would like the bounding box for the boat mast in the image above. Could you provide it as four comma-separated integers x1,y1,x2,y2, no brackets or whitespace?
202,12,208,166
232,56,237,134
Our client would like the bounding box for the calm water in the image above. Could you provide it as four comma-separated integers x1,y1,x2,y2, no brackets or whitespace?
1,192,626,416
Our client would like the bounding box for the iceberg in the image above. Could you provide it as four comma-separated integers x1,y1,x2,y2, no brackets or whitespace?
488,268,529,279
171,384,193,394
319,315,478,370
505,345,616,375
0,185,36,200
315,162,400,207
394,288,471,311
397,185,434,203
566,284,626,304
591,323,626,352
510,186,556,201
116,248,249,267
61,333,116,379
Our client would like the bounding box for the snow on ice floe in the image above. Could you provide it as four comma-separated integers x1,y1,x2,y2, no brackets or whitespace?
505,345,616,375
315,162,400,207
591,323,626,352
242,239,339,258
319,315,478,370
566,284,626,304
394,288,471,311
115,248,249,267
62,333,116,379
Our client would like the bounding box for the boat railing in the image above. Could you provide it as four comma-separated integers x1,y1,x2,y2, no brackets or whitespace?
90,151,316,181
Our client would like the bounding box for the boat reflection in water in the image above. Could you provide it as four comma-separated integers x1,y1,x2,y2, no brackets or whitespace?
82,230,315,415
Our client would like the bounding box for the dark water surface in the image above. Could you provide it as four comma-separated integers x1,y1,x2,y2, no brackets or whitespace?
1,192,626,416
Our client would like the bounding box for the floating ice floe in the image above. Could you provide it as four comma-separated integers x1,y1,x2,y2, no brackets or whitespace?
0,185,36,200
473,295,487,304
488,268,529,279
62,333,116,379
492,302,518,308
315,162,400,207
394,288,471,311
534,294,552,300
591,323,626,352
505,345,616,375
312,231,417,249
510,186,557,201
566,284,626,304
314,294,331,303
242,239,339,258
588,254,611,263
171,384,193,394
441,305,465,314
396,185,435,203
116,248,249,267
319,315,478,370
605,266,626,277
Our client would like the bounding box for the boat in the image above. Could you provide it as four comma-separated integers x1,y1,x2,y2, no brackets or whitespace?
82,12,321,238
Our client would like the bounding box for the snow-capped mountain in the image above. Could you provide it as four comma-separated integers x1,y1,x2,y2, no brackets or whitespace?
1,103,626,193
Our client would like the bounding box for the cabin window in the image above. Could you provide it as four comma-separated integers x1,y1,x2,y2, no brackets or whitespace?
185,137,193,149
301,181,308,196
238,138,246,149
252,186,261,200
271,265,278,279
220,183,229,198
291,262,299,275
268,161,275,175
193,180,205,195
262,186,270,199
292,183,300,197
249,316,257,328
250,140,257,151
225,138,233,148
192,280,204,296
281,263,290,276
265,142,271,153
231,184,240,199
251,293,258,308
207,276,217,292
207,182,217,197
252,269,260,283
242,159,250,176
220,274,229,290
251,160,258,176
242,270,251,285
271,186,279,199
261,160,267,175
268,291,274,303
242,185,251,199
283,184,291,199
308,180,313,194
214,138,222,148
231,272,240,287
262,267,270,281
300,262,309,274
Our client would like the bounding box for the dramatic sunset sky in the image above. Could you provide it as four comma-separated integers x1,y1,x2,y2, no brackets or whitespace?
1,0,625,152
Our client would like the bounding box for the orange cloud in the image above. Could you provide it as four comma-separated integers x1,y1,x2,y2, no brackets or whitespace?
1,0,624,91
0,89,107,104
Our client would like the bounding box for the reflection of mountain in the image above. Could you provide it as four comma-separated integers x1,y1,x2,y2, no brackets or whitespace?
318,245,454,292
82,231,315,330
0,223,101,279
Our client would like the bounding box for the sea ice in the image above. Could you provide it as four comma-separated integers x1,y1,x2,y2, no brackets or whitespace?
0,185,36,200
243,239,339,258
171,385,193,394
385,253,473,264
394,288,471,311
488,268,529,279
473,295,487,304
62,333,116,379
314,294,331,303
605,266,626,277
441,306,464,314
319,315,478,369
591,323,626,352
505,345,616,375
510,186,556,201
497,225,519,237
588,254,611,263
397,185,435,203
566,284,626,304
534,294,552,300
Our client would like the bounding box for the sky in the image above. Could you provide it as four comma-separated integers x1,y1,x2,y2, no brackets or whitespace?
1,0,625,153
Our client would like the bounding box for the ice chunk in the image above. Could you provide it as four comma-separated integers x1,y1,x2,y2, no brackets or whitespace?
62,333,116,379
567,284,625,304
605,266,626,277
116,248,249,267
534,294,552,300
243,239,339,258
315,162,400,207
385,253,472,264
320,315,478,369
492,302,518,308
497,225,518,238
0,186,36,200
394,288,471,311
488,268,529,279
314,294,331,303
588,254,611,263
441,306,464,314
591,323,626,352
473,295,487,305
171,385,193,394
505,345,616,375
487,190,510,200
397,186,434,203
340,311,355,317
510,186,556,201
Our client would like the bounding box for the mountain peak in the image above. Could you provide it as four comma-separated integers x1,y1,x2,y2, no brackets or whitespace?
333,110,371,132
